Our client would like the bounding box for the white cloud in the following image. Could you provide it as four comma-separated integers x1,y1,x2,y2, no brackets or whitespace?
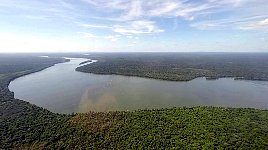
80,20,164,35
240,18,268,30
260,18,268,26
113,20,164,35
121,0,143,21
104,35,118,42
208,0,251,7
191,15,268,30
147,1,179,17
81,0,128,10
78,32,98,38
78,0,260,21
80,23,111,29
1,0,268,52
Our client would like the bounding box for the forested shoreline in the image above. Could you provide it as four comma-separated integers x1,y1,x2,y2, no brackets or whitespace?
76,53,268,81
1,54,268,149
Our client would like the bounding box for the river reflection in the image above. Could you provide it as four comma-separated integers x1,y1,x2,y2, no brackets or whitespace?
9,58,268,113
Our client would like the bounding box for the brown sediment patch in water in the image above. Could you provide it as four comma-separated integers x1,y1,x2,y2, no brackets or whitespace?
78,88,118,112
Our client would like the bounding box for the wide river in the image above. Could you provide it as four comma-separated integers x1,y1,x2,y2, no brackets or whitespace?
9,58,268,113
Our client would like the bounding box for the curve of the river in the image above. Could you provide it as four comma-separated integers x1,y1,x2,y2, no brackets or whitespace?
9,58,268,113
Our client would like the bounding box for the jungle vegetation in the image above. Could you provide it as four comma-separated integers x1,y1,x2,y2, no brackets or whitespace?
77,53,268,81
0,53,268,149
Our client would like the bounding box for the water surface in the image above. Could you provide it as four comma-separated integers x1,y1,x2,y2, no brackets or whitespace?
9,58,268,113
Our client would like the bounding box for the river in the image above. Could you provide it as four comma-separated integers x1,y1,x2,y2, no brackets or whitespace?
9,58,268,113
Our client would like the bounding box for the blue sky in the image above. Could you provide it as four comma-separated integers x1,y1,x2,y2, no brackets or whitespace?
0,0,268,52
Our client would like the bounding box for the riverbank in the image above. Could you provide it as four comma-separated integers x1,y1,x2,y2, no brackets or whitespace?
76,53,268,82
10,58,268,113
0,56,68,102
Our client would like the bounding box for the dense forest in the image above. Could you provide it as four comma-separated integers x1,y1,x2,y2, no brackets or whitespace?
76,53,268,81
1,53,268,149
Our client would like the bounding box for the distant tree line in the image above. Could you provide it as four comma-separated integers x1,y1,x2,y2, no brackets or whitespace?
76,53,268,81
